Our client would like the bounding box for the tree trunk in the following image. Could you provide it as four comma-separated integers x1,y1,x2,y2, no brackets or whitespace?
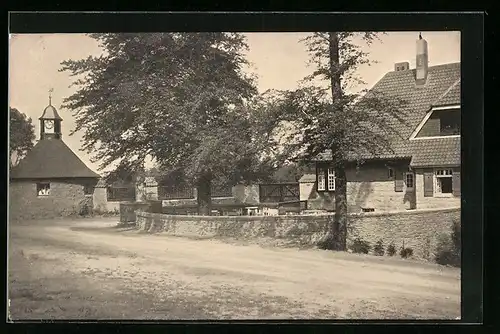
196,171,212,216
334,166,348,251
328,32,348,251
328,32,342,99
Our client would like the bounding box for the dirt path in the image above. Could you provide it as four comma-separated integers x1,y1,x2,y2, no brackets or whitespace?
8,217,461,320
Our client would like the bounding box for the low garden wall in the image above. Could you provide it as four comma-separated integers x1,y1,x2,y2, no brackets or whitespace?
347,208,460,261
135,207,460,261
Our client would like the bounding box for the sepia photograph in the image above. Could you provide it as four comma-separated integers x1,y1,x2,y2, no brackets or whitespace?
8,28,463,320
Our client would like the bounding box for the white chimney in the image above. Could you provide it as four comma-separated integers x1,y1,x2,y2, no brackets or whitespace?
416,33,429,85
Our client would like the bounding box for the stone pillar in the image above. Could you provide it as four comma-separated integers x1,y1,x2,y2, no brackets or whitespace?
136,182,146,202
93,178,108,211
144,177,158,200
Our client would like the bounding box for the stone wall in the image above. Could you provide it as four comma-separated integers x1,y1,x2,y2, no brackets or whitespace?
9,179,93,221
137,212,331,246
136,207,460,261
347,208,460,260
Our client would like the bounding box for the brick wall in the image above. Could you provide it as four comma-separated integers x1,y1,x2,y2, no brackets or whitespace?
9,179,94,221
136,207,460,261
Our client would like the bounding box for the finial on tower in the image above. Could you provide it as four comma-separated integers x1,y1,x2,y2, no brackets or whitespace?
419,32,422,40
48,88,54,105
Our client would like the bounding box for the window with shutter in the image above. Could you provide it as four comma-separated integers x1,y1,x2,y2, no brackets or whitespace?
423,171,434,197
452,170,461,196
317,168,326,191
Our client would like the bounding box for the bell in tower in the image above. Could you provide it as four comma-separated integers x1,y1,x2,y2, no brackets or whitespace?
39,88,63,140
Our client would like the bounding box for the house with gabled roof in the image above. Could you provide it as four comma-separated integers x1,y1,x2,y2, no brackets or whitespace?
300,34,461,213
9,95,101,220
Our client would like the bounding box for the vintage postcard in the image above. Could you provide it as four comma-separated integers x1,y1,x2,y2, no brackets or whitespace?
8,21,464,321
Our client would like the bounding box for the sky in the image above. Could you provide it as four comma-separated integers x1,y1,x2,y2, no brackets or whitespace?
9,32,460,173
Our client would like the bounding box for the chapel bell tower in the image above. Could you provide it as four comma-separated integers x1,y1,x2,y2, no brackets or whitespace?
39,88,63,140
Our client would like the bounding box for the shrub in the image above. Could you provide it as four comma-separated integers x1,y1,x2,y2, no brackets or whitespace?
386,243,397,256
78,199,92,216
79,204,90,216
435,220,461,267
373,239,385,256
400,247,413,259
351,238,371,254
317,234,336,250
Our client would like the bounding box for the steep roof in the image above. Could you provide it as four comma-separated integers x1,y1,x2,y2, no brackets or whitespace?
10,138,100,180
314,62,461,163
432,78,460,107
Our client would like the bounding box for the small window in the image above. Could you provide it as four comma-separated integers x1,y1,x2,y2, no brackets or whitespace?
388,167,394,179
317,169,326,191
362,208,375,213
327,168,335,191
404,173,414,190
37,183,50,196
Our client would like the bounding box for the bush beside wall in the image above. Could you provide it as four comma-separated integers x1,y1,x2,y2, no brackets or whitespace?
136,207,460,261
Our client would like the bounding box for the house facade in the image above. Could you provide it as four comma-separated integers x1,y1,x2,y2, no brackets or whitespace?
303,34,461,213
9,96,100,220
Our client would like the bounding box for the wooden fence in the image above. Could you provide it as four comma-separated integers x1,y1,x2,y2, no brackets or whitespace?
259,183,300,203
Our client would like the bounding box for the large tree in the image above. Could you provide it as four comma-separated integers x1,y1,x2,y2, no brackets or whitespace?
60,33,274,215
274,33,407,251
9,107,35,167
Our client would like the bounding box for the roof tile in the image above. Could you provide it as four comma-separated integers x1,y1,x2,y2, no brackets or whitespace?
409,136,460,167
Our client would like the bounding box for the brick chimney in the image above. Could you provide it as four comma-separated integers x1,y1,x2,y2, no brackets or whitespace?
415,33,429,85
394,62,410,71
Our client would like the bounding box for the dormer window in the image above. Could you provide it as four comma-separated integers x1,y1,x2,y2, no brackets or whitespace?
411,106,461,140
439,109,460,136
